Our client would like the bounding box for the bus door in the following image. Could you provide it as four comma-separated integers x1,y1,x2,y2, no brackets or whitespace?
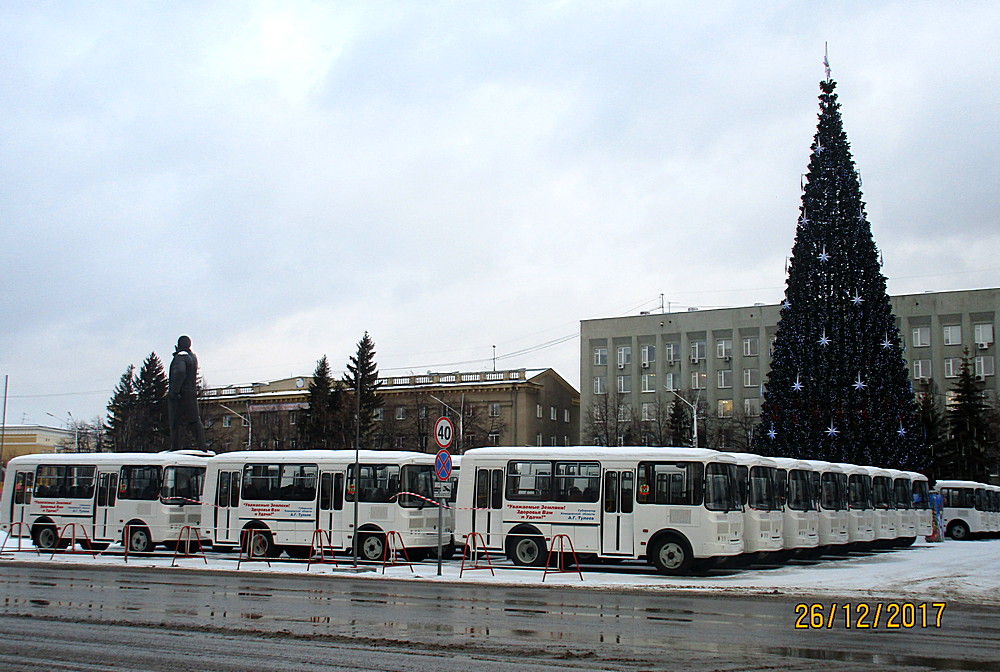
601,470,635,555
214,470,241,545
472,468,504,549
7,470,34,535
93,471,118,540
318,471,345,549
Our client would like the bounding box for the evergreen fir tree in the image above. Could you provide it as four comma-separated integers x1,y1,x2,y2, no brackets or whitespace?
916,384,946,479
106,364,137,452
939,350,997,481
669,398,692,447
134,352,169,452
299,355,349,449
344,332,383,450
754,68,921,470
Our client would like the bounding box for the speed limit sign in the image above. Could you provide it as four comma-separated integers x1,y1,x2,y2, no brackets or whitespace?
434,416,454,450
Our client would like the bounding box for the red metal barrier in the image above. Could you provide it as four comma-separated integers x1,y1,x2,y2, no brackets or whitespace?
0,523,40,555
237,528,272,569
542,534,583,582
51,524,97,560
171,526,208,567
307,529,338,571
381,531,413,574
459,532,495,577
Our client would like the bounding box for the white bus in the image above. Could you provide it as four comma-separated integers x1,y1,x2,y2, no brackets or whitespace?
455,446,743,575
906,470,933,539
804,460,849,551
886,468,917,546
730,453,783,558
1,451,210,552
866,466,897,546
840,463,875,549
771,457,819,554
936,479,990,540
201,450,454,560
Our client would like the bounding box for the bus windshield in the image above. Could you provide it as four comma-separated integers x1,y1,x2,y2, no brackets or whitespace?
161,466,205,505
398,465,434,508
748,465,779,511
786,469,814,512
849,474,872,509
911,480,929,509
704,463,740,512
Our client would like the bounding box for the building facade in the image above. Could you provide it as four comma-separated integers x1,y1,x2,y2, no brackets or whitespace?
199,368,580,454
0,425,76,474
580,288,999,449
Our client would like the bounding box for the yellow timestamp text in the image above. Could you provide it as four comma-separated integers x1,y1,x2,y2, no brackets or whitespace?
794,602,946,629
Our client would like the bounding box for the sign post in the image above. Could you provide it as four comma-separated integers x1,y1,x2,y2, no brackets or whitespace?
433,418,454,576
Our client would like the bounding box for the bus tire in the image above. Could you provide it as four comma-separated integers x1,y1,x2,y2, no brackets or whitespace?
506,534,546,567
357,532,385,561
948,521,970,541
242,527,276,558
32,523,58,551
649,534,693,575
126,525,154,553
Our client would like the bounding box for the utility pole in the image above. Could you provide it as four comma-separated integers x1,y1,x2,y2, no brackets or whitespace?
668,389,700,448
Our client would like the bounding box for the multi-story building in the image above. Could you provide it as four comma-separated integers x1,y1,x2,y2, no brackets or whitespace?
0,425,76,474
580,287,998,449
199,368,579,454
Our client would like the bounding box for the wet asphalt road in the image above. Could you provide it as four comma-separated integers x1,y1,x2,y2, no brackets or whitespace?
0,562,998,671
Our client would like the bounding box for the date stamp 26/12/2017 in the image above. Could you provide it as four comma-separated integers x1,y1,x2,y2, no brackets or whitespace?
794,602,946,630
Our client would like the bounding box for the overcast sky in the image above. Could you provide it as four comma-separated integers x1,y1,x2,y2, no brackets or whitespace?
2,1,998,428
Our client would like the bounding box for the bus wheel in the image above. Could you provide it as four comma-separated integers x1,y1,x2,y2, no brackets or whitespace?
127,526,154,553
32,524,58,551
358,533,385,561
650,535,692,575
243,529,275,558
948,521,970,540
507,535,545,567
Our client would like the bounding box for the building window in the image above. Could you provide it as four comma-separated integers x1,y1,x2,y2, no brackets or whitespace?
535,433,543,447
373,407,384,421
717,369,733,389
617,346,632,368
617,375,632,394
691,340,706,362
744,398,760,417
665,373,680,391
395,407,407,421
242,415,250,427
536,404,543,418
489,402,501,417
716,339,733,359
945,390,957,407
641,402,655,422
223,415,231,428
641,344,655,367
975,356,995,378
743,368,760,388
692,371,707,390
912,326,931,348
488,431,500,445
419,406,428,419
913,359,932,380
564,436,569,447
717,399,733,418
550,406,557,421
289,412,297,426
665,343,680,363
945,358,961,378
943,325,962,346
594,347,608,366
975,323,995,346
563,409,570,423
641,373,656,392
743,336,759,357
594,376,607,395
550,436,557,447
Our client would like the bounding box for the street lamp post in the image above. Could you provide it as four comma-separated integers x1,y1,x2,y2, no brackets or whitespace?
220,405,252,448
667,389,699,448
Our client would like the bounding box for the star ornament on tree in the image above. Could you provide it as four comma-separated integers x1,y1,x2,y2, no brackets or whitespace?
853,374,866,391
799,213,809,227
882,335,893,350
818,246,831,262
767,427,778,440
792,374,804,392
851,293,864,306
818,331,831,347
814,139,825,156
898,424,907,437
826,423,839,438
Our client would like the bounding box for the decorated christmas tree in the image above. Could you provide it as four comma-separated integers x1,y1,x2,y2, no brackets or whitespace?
754,59,922,470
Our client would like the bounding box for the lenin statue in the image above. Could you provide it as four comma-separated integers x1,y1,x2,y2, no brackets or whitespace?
168,335,208,451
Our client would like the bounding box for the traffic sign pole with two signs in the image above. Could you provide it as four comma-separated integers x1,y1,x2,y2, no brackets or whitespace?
433,417,455,576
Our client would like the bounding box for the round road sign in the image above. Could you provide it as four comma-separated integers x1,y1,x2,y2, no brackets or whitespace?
435,450,453,481
434,416,454,450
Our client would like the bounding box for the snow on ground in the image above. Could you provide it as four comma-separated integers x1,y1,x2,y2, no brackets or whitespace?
2,531,998,605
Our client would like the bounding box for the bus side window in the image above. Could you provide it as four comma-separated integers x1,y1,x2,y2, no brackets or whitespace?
490,470,503,509
475,471,489,510
97,473,109,507
621,471,634,514
603,472,618,513
108,474,117,506
333,473,344,511
230,475,240,507
319,473,332,511
217,472,231,507
12,472,24,505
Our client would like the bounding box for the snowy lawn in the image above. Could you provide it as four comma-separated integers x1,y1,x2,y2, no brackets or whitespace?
2,532,997,605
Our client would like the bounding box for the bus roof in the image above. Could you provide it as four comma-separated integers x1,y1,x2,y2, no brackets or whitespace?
206,449,436,464
6,451,210,467
461,446,735,463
